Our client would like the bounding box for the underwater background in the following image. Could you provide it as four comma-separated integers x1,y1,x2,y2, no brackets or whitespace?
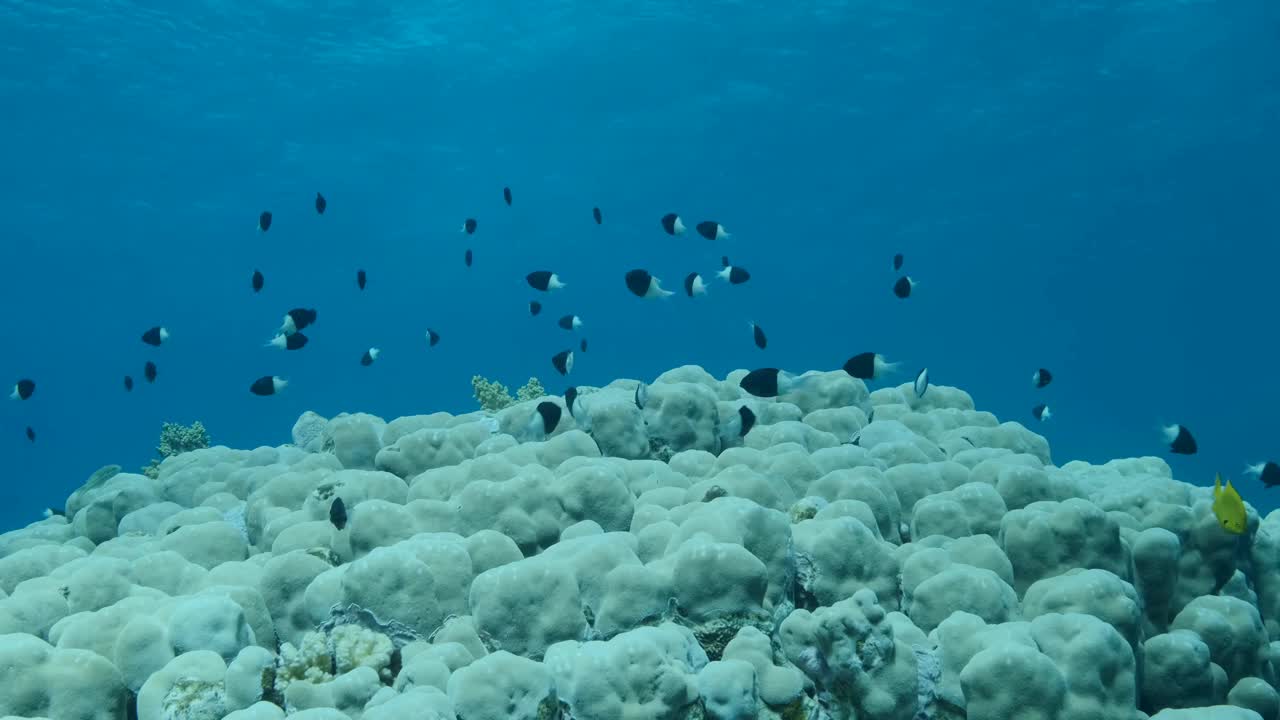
0,0,1276,531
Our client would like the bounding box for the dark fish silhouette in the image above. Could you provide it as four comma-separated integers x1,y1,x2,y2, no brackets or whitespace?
315,193,327,214
330,497,347,530
144,361,157,383
503,187,512,206
252,270,264,293
250,375,287,396
592,207,602,224
258,211,272,232
10,379,35,400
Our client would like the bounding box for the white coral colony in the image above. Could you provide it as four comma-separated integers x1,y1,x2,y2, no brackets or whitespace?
0,364,1272,720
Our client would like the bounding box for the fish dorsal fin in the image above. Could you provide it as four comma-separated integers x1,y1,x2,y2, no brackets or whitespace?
1214,473,1223,497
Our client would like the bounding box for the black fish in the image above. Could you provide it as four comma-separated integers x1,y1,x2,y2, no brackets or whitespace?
564,386,579,417
144,361,157,383
893,253,904,271
462,218,477,234
1163,424,1197,455
329,497,347,530
552,350,574,376
529,300,543,316
360,348,381,366
580,338,588,352
141,326,169,346
426,328,440,347
843,352,897,381
696,221,729,240
893,276,916,299
1248,462,1280,488
684,272,707,297
660,213,685,235
1033,368,1053,389
465,249,473,267
736,406,756,437
250,375,286,396
252,270,264,293
535,400,563,436
721,255,730,268
503,187,512,206
751,322,767,349
740,368,783,398
634,382,648,410
527,271,565,292
558,315,582,331
357,269,367,290
315,193,327,215
625,269,672,298
283,308,318,334
10,379,35,400
592,207,602,224
267,332,308,351
258,211,272,232
123,376,134,392
719,265,750,284
25,426,35,442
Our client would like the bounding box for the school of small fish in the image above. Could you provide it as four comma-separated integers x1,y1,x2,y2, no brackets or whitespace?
6,189,1272,534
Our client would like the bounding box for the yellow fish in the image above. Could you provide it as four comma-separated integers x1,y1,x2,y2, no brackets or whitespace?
1212,473,1247,535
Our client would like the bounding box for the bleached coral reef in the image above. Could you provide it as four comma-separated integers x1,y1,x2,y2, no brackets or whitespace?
1,364,1277,720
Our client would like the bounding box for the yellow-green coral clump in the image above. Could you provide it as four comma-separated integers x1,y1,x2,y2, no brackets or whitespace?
472,375,545,412
143,421,211,478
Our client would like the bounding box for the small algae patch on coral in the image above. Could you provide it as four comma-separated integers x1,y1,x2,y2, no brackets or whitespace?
472,375,545,412
142,421,211,478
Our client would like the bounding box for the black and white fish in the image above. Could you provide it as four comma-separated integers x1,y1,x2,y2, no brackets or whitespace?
842,352,900,381
280,308,318,336
465,249,473,267
660,213,686,235
123,376,134,392
9,379,35,400
739,368,815,398
357,269,367,290
529,400,563,438
360,348,381,366
564,386,580,417
558,314,583,331
503,187,512,206
719,405,757,445
1032,404,1051,422
696,221,730,240
258,211,272,232
684,272,707,297
144,361,158,383
315,193,327,214
329,497,347,530
634,382,648,410
580,338,588,352
914,368,929,398
527,271,566,292
717,264,751,284
462,218,477,234
1161,424,1197,455
893,276,917,299
266,332,309,351
1246,462,1280,488
625,269,673,299
250,375,287,396
141,326,170,346
750,322,767,349
552,349,574,376
893,253,904,271
1032,368,1053,388
593,207,603,224
252,270,264,293
426,328,440,347
529,301,543,316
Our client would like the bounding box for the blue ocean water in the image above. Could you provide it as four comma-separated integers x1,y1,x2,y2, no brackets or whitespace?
0,0,1276,532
